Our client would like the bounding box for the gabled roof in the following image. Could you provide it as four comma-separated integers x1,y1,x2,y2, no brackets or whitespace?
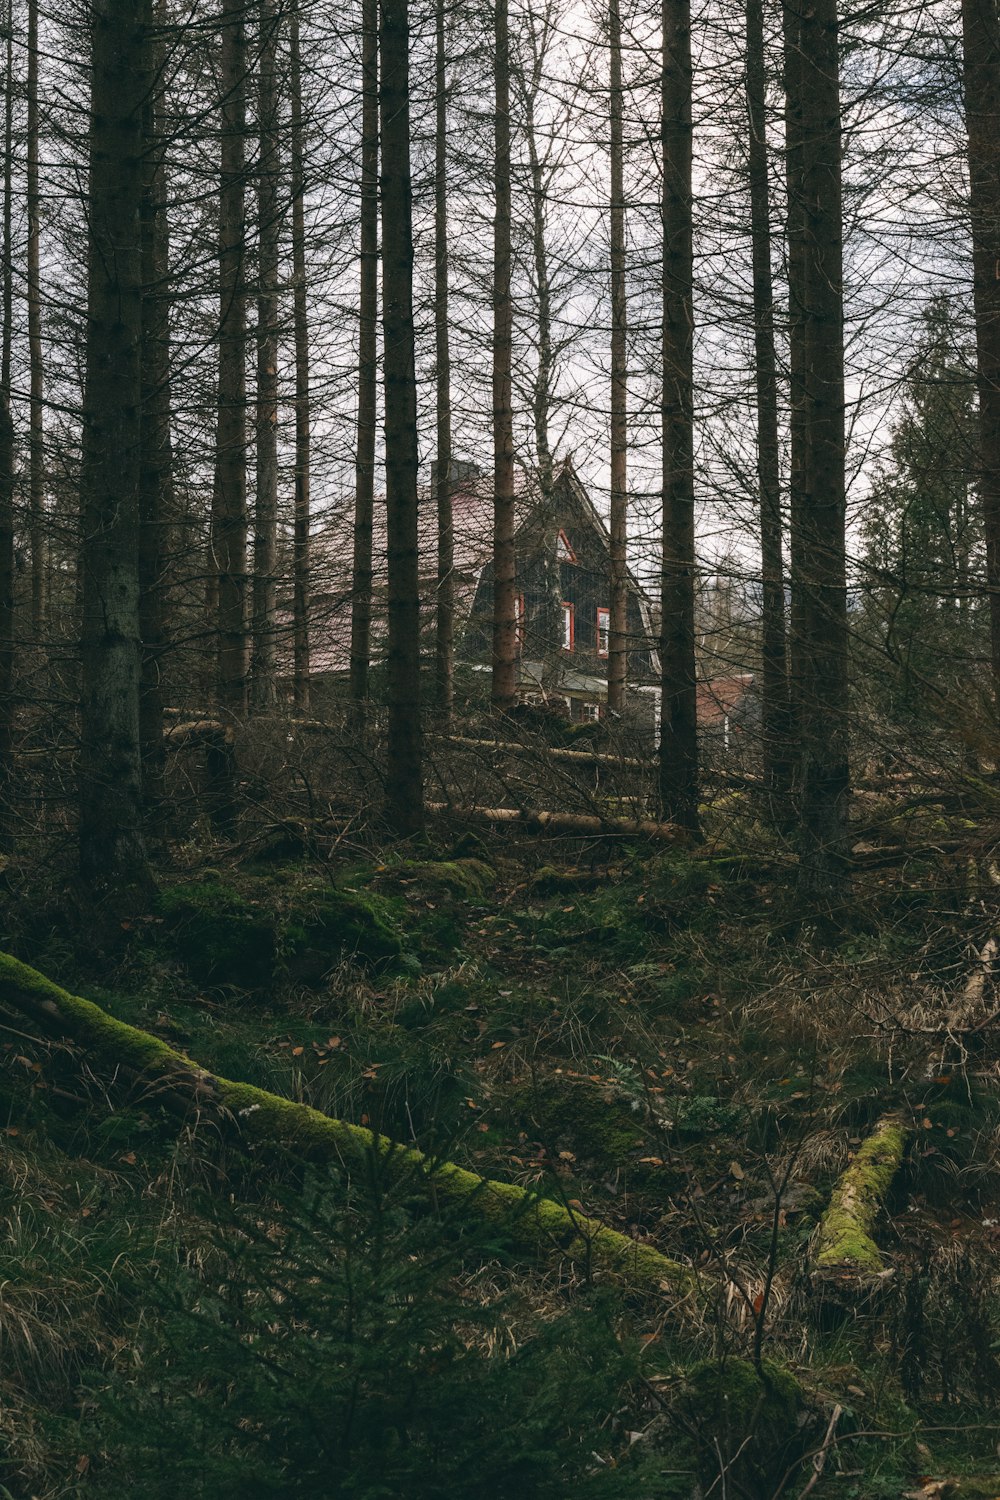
294,459,656,677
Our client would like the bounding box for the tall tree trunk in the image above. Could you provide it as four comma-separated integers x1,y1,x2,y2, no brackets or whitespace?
2,0,12,395
27,0,43,637
520,37,564,688
349,0,377,712
784,0,850,895
380,0,424,831
0,394,11,852
607,0,628,716
434,0,454,721
658,0,699,833
290,3,310,709
249,0,280,711
962,0,1000,712
0,2,13,849
492,0,517,712
78,0,150,894
213,0,248,716
745,0,790,816
138,0,174,831
525,76,553,496
782,0,805,764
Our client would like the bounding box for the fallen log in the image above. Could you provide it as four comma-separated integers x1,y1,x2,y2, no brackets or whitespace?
0,950,695,1299
428,734,651,771
810,1114,908,1299
164,718,231,746
425,803,682,841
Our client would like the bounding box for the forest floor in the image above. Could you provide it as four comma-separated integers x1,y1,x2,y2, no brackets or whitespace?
1,809,1000,1496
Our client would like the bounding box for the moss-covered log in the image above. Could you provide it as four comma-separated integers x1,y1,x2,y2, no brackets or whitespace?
0,951,695,1298
812,1115,908,1279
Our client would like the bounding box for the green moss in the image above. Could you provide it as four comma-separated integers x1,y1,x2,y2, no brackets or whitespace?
814,1117,908,1272
386,859,496,900
0,949,695,1298
681,1357,804,1490
296,885,403,969
507,1074,646,1162
155,879,275,988
528,866,602,896
153,876,405,988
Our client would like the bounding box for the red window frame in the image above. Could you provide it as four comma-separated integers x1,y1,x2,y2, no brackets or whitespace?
596,606,610,657
515,592,526,652
561,601,575,652
557,529,577,563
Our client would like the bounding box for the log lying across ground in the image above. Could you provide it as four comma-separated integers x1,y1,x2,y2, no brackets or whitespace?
425,802,682,841
811,1115,909,1282
428,734,651,771
0,951,695,1299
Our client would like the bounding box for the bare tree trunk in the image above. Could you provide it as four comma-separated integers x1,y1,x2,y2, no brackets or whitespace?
0,395,11,851
962,0,1000,711
492,0,517,713
78,0,150,895
607,0,628,717
524,70,552,496
290,2,310,710
658,0,699,833
349,0,377,712
519,31,563,686
213,0,248,716
380,0,424,831
434,0,454,721
2,0,12,395
782,0,805,762
249,0,280,711
27,0,43,637
784,0,850,896
745,0,790,816
138,0,174,831
0,6,12,849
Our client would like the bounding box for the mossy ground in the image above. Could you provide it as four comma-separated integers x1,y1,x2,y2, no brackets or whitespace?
1,835,1000,1495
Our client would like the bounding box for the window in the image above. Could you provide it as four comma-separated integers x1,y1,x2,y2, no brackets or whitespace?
515,592,526,652
596,606,610,657
556,529,577,563
581,702,601,723
561,601,574,651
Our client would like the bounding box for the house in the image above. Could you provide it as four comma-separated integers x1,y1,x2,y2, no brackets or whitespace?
295,458,659,722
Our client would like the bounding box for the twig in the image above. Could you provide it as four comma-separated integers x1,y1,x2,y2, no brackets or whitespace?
796,1404,842,1500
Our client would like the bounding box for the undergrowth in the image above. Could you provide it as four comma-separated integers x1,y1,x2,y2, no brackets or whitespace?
0,834,999,1495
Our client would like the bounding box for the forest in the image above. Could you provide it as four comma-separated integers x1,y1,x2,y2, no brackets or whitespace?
1,0,1000,1492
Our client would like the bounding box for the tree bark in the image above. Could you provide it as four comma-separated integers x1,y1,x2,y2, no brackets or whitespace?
783,0,851,896
962,0,1000,711
249,0,281,711
138,0,175,831
78,0,150,894
380,0,424,832
0,1,13,850
349,0,377,713
607,0,628,716
744,0,790,816
27,0,43,637
492,0,517,712
290,2,310,709
213,0,249,717
524,50,553,497
0,395,12,852
434,0,454,721
658,0,699,833
2,0,12,396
